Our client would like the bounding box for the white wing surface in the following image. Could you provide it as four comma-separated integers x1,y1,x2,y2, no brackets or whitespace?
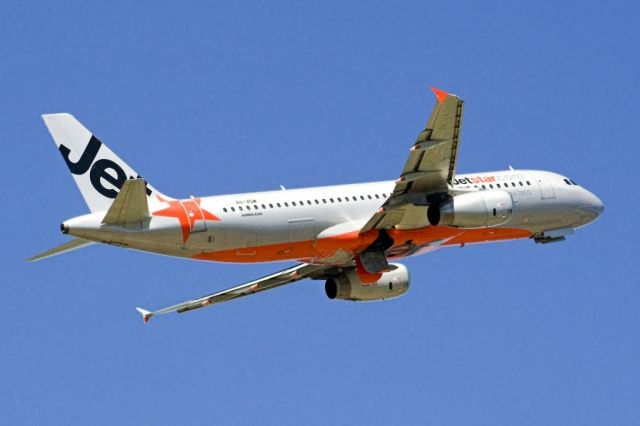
136,263,334,323
361,88,464,231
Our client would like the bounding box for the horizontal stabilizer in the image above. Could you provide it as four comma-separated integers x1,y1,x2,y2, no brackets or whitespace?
102,178,151,225
27,238,95,262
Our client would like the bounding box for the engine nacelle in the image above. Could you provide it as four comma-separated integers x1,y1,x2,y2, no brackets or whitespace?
427,190,513,228
325,263,410,301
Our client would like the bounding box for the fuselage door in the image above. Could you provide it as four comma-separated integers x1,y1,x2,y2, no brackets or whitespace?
288,217,315,242
535,173,556,200
183,199,207,233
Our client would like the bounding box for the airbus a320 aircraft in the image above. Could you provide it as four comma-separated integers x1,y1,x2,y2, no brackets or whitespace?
29,88,604,323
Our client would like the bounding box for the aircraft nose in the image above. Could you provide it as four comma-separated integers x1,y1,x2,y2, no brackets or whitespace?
576,189,604,224
591,193,604,216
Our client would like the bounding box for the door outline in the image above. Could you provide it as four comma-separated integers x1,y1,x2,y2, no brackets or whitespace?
535,173,556,200
183,199,207,233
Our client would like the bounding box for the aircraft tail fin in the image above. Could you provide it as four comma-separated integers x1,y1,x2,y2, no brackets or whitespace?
42,113,165,213
27,238,95,262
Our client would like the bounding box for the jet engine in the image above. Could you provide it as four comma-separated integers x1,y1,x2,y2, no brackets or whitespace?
324,263,410,301
427,190,513,228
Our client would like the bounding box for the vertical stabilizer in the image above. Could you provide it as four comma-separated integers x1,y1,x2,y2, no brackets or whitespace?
42,113,164,212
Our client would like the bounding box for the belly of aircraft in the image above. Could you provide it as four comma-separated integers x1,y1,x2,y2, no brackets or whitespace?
189,225,533,264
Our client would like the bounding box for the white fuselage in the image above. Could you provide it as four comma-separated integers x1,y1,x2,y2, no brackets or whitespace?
62,169,603,264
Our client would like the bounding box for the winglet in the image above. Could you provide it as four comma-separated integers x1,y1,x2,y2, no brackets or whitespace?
430,87,449,103
136,307,153,324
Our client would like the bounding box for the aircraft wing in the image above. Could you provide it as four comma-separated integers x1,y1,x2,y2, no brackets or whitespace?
361,87,464,231
135,263,333,323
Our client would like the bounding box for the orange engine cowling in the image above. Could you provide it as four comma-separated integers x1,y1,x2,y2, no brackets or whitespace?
324,263,409,301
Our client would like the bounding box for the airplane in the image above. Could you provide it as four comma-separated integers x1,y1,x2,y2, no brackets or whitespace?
29,88,604,323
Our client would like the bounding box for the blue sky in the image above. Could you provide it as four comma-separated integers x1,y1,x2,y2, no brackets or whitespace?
1,1,638,424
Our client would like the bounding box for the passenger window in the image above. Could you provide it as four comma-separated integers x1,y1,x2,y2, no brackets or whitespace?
337,197,342,202
352,196,357,201
239,206,243,211
368,195,372,199
254,205,259,210
223,208,228,212
277,203,281,208
489,184,494,189
261,204,266,209
269,203,274,208
307,200,312,205
315,200,319,204
292,201,297,206
322,199,327,203
284,202,289,207
519,182,523,186
360,196,365,200
511,182,516,187
481,185,486,189
526,181,531,186
230,207,235,212
497,183,501,188
330,198,334,203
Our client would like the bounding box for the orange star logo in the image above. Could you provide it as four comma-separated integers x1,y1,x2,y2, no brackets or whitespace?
153,195,219,243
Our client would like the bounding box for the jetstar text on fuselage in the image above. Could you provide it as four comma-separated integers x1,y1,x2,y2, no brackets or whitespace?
453,174,527,186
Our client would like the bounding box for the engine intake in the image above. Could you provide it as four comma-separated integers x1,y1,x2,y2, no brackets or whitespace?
427,190,513,228
325,263,410,301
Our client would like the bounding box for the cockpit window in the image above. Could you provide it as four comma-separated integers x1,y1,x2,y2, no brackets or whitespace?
564,178,572,185
570,180,578,185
